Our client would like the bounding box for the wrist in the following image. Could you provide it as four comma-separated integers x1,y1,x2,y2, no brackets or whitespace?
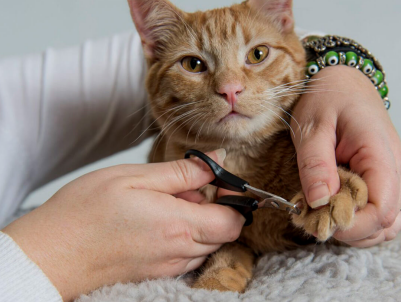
2,207,90,302
291,65,387,132
303,35,390,110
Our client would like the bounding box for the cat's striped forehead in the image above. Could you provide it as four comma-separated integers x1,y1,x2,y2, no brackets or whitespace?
180,5,287,64
198,8,249,47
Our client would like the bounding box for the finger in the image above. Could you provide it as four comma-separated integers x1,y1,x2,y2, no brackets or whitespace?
383,211,401,241
217,188,244,198
127,148,226,195
350,148,400,229
335,137,400,240
337,212,401,248
295,123,340,209
185,256,208,273
342,230,386,248
334,203,382,241
366,229,384,240
175,190,206,203
185,242,223,259
188,203,245,245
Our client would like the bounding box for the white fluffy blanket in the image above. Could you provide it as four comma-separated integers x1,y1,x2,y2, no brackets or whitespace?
77,234,401,302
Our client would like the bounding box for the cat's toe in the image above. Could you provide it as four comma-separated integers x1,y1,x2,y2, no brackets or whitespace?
338,167,368,209
331,192,355,230
192,267,249,293
316,207,335,241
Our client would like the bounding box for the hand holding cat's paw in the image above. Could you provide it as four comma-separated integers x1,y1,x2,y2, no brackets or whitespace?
291,167,368,242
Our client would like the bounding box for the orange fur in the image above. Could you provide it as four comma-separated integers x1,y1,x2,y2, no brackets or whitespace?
127,0,368,292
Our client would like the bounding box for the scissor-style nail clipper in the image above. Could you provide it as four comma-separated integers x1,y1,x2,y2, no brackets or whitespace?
185,149,301,226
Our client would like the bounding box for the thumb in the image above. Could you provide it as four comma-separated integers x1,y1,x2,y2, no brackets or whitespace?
189,203,246,244
296,128,340,209
131,148,227,195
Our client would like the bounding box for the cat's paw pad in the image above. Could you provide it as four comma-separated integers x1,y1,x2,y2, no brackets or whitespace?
291,168,368,242
192,266,250,293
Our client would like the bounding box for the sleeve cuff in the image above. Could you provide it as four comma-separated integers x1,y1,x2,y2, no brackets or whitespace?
295,28,326,40
0,231,62,302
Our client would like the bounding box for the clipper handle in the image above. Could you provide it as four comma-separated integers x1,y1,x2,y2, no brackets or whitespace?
216,195,258,226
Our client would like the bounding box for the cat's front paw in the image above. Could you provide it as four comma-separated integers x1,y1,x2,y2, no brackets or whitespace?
192,243,254,293
291,167,368,242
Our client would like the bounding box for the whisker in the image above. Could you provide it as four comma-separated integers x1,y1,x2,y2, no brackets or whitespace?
160,109,197,135
266,77,331,96
186,113,205,145
165,112,203,152
260,104,296,139
152,110,199,157
130,103,197,144
125,105,149,119
195,117,208,144
261,101,303,146
220,131,227,149
123,106,153,141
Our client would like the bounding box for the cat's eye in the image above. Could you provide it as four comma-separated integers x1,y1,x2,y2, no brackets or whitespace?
246,45,269,65
181,57,207,73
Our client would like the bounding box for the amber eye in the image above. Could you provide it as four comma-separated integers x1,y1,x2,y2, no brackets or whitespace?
181,57,207,73
246,45,269,65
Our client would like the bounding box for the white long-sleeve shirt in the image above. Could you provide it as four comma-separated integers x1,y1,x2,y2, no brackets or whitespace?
0,30,152,302
0,29,316,301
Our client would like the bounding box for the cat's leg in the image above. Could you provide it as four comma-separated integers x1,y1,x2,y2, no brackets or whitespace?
192,242,255,292
291,167,368,242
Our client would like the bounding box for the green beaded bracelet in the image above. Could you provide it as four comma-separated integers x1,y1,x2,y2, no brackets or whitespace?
303,35,390,110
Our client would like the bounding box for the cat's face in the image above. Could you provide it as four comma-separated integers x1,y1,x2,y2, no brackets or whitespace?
128,0,305,148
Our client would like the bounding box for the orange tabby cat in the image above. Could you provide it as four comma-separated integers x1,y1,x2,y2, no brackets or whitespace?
127,0,368,292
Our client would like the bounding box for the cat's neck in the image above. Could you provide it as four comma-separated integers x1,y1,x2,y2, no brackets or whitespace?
174,130,292,174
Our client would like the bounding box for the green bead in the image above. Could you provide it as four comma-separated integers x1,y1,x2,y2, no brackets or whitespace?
325,51,339,66
362,59,374,75
378,85,389,98
371,70,384,86
306,61,320,76
345,52,358,67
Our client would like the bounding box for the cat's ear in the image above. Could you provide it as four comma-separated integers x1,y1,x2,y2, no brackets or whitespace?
247,0,294,33
127,0,183,59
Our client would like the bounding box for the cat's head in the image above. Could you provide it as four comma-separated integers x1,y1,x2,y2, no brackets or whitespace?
127,0,305,148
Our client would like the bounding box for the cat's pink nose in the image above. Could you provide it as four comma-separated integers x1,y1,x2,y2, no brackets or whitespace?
217,83,244,106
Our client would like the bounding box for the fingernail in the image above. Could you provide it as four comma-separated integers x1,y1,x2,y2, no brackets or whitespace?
308,182,330,209
214,148,227,165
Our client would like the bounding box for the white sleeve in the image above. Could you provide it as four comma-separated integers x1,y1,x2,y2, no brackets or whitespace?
0,232,62,302
0,31,154,226
295,28,326,40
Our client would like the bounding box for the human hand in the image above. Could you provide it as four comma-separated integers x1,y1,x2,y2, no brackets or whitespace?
291,65,401,247
2,149,245,301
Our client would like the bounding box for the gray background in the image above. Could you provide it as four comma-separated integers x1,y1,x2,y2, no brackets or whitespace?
0,0,400,208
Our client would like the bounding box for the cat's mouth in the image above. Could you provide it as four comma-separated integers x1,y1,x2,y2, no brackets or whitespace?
219,111,250,123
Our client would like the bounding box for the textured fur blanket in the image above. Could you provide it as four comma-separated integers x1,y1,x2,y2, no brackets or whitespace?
77,234,401,302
